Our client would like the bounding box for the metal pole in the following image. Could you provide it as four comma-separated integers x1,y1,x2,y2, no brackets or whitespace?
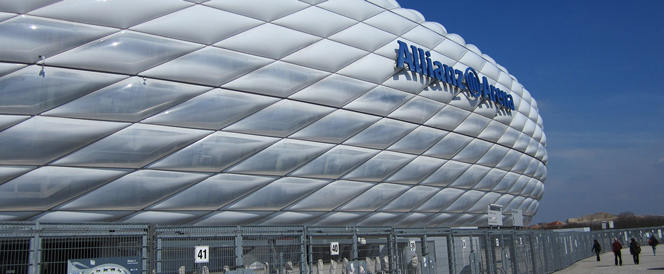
235,227,244,269
29,222,41,274
484,232,494,274
352,231,358,274
421,234,428,274
280,252,284,274
308,235,313,274
147,224,156,273
469,235,479,274
509,232,518,274
301,230,307,274
389,230,396,274
529,233,537,274
157,238,163,273
447,233,456,274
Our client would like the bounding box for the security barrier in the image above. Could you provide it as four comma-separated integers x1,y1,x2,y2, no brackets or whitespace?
0,222,148,274
0,222,661,274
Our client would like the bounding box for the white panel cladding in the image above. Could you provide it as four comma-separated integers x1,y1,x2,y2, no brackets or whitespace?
148,132,279,172
130,5,263,45
282,39,368,73
47,31,203,74
30,0,192,29
0,16,116,63
0,0,546,227
290,110,380,143
401,25,445,49
0,66,127,115
142,47,274,87
290,145,379,179
51,124,212,168
142,88,279,130
150,174,275,210
344,85,413,116
203,0,309,22
318,0,384,21
0,117,129,165
44,77,209,122
388,96,444,124
288,180,374,211
385,156,446,185
214,23,320,60
222,61,330,97
363,9,417,36
337,53,399,84
272,6,356,37
0,1,60,14
329,23,396,52
0,115,28,132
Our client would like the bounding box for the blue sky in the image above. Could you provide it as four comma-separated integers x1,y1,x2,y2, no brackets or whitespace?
398,1,664,223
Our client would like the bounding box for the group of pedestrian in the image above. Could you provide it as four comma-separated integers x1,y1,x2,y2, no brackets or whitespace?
591,234,659,266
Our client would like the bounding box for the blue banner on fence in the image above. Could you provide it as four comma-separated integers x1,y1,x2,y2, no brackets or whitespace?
67,256,142,274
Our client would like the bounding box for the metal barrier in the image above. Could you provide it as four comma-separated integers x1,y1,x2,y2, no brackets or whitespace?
0,222,148,274
0,222,662,274
154,226,306,274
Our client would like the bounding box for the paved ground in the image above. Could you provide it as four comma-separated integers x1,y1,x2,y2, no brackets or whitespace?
553,246,664,273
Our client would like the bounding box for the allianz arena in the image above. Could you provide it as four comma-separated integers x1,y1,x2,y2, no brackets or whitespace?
0,0,546,227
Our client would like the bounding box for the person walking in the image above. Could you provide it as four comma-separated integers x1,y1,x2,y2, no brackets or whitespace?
649,235,659,255
591,239,601,261
612,238,623,266
629,238,641,264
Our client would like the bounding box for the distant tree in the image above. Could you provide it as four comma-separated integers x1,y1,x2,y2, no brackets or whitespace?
529,213,664,231
612,212,664,229
642,216,664,227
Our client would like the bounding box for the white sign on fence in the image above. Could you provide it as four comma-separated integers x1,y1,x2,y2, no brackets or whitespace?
195,245,209,263
330,242,339,255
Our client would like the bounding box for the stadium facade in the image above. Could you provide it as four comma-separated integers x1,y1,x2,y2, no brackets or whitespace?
0,0,547,227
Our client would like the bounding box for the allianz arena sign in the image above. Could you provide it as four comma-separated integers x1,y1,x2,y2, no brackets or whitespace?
396,40,515,111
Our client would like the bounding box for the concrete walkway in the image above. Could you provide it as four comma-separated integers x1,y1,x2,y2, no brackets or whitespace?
553,246,664,273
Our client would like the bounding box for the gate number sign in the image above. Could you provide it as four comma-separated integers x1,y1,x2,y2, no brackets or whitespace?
330,242,340,255
195,245,209,263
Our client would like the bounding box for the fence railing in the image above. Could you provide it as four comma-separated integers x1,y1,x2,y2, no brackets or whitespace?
0,222,661,274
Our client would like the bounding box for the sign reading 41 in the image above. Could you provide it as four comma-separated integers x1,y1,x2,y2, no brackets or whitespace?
195,245,210,263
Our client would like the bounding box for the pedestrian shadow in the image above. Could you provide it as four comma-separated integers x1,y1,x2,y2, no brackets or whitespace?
648,267,664,270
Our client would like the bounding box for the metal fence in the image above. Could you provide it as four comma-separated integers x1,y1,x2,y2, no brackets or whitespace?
0,222,661,274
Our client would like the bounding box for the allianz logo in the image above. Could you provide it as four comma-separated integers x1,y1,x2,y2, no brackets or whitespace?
396,40,515,111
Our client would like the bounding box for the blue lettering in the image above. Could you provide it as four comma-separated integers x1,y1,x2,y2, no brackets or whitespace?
481,76,491,98
425,51,434,77
433,61,444,81
496,88,505,105
443,64,455,84
396,41,414,71
464,67,481,97
410,45,421,73
489,85,498,102
455,69,465,89
418,48,427,76
506,94,515,110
